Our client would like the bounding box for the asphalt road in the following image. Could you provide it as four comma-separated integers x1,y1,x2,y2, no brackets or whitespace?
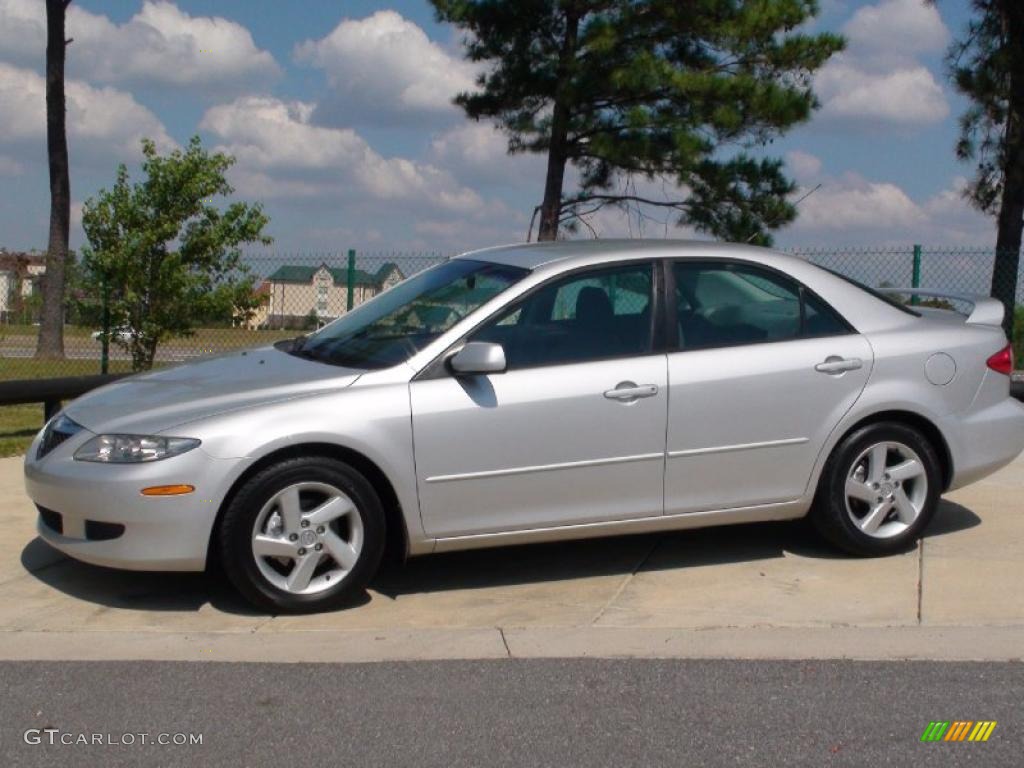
0,658,1020,767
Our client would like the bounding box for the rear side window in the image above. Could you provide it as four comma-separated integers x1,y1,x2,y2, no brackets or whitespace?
470,263,654,369
803,292,850,337
673,262,850,351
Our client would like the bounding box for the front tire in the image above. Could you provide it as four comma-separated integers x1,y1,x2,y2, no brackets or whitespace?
219,456,385,613
811,422,941,556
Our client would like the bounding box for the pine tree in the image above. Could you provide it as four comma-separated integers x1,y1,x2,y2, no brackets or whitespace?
944,0,1024,336
431,0,842,243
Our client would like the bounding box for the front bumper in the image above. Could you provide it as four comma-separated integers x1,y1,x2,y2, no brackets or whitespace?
23,429,236,572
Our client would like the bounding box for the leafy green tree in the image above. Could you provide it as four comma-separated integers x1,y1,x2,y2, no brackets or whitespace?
431,0,843,243
80,137,271,370
941,0,1024,336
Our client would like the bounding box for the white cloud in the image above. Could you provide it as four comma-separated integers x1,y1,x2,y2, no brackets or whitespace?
295,11,476,123
813,0,950,128
431,123,508,174
0,0,37,61
199,95,486,213
919,177,994,244
843,0,948,54
795,173,926,231
816,58,949,125
786,150,823,182
429,121,546,188
786,173,992,245
0,0,278,90
0,62,175,154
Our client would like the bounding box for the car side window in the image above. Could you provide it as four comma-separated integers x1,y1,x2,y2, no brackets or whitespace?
673,262,848,351
802,291,850,337
470,263,654,369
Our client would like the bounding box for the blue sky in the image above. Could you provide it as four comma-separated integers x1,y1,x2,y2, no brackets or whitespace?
0,0,998,254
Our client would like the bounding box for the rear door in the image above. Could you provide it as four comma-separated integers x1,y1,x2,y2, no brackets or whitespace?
665,260,873,514
410,261,669,537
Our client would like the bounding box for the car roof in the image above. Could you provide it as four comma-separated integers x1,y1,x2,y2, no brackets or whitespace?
456,239,800,271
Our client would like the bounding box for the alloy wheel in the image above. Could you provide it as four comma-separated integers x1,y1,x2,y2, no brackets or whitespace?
844,440,928,539
250,481,364,595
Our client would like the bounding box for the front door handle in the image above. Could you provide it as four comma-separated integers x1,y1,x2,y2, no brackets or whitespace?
815,356,863,374
604,382,659,402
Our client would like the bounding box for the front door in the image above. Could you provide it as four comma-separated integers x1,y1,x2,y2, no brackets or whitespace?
410,261,668,538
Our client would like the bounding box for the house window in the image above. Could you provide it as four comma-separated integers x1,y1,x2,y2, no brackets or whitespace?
315,277,330,316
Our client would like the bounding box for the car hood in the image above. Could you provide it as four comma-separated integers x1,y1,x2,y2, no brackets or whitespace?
64,346,363,435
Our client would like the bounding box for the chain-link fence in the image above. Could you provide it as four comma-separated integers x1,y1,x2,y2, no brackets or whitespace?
0,251,450,380
1,244,1022,381
791,246,1024,362
791,245,1024,303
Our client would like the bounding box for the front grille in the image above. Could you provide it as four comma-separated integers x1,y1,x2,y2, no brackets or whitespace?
84,520,125,541
38,506,63,534
37,414,83,459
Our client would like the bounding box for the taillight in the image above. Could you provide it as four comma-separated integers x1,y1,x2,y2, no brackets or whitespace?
986,344,1014,375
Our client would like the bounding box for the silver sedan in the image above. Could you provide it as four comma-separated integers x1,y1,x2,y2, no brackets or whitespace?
24,241,1024,612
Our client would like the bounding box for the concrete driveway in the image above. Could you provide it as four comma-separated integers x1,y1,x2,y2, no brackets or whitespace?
1,453,1022,663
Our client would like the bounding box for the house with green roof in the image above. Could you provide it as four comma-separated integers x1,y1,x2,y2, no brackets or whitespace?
256,261,404,328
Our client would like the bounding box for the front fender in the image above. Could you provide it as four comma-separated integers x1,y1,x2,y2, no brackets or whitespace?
173,380,429,556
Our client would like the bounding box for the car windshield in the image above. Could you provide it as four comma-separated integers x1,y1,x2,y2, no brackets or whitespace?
288,259,529,369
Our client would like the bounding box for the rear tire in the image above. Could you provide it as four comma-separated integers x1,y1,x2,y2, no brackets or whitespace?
219,456,385,613
811,422,941,556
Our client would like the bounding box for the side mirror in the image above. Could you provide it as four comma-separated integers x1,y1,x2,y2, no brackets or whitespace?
449,342,507,376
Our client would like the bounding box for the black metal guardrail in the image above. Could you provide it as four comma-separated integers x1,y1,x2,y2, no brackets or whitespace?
0,374,130,422
0,372,1021,428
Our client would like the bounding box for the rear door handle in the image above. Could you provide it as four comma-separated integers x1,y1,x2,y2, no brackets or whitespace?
604,382,659,402
815,356,863,374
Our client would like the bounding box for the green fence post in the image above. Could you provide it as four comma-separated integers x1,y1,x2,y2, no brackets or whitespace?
346,249,356,312
100,273,110,375
909,246,925,307
911,244,922,305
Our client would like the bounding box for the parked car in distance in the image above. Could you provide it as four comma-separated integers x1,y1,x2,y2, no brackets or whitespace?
90,326,133,343
25,241,1024,613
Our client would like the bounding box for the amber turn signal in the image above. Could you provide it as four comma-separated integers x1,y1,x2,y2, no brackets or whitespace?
140,484,195,496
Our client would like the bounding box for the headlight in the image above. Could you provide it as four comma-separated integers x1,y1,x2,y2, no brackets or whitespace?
74,435,201,463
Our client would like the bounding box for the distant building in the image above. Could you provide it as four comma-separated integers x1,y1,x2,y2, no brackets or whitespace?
254,262,404,329
0,250,46,322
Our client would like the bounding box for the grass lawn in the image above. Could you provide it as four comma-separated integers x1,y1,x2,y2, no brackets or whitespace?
0,324,95,338
2,324,297,346
0,403,43,458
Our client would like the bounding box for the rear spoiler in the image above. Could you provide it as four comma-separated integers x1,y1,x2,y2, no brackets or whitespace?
876,288,1005,327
